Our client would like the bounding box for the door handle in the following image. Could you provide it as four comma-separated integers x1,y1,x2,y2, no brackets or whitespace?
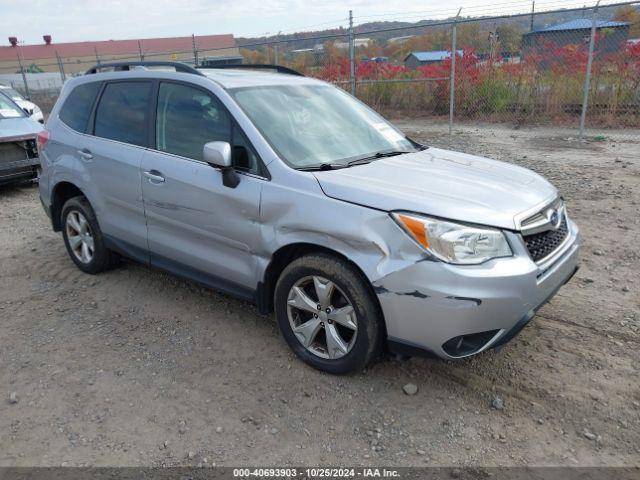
77,148,93,160
143,170,165,183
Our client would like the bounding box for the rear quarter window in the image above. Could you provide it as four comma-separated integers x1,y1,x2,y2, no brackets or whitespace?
59,82,101,133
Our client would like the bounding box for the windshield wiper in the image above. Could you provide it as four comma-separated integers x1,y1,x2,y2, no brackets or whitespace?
297,150,415,171
296,162,347,171
346,150,412,166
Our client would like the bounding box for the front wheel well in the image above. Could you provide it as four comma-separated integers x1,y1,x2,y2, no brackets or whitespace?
51,182,85,231
258,243,382,319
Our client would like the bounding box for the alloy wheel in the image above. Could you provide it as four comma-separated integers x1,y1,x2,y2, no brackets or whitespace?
65,210,95,264
286,275,358,359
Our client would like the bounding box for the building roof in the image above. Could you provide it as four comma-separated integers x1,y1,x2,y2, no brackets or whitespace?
0,34,236,62
334,38,371,49
405,50,462,62
388,35,415,44
530,19,629,33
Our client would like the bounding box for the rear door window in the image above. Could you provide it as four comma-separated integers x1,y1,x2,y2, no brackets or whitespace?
59,82,101,133
94,82,151,147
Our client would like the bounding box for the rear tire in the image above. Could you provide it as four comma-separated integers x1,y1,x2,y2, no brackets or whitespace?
61,196,117,274
274,253,383,374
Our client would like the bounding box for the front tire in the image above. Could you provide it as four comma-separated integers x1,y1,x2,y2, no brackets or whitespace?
274,253,383,374
61,196,117,274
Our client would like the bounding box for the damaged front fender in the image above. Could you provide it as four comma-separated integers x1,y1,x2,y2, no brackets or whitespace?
256,169,430,285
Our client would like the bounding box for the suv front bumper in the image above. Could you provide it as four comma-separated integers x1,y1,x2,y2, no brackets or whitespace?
375,217,581,359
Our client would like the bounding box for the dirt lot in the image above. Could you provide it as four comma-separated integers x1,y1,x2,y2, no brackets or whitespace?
1,121,638,467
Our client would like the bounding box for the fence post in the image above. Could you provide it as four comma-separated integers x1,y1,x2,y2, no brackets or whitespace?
192,34,199,66
449,8,461,137
55,51,66,82
138,40,144,61
94,47,100,65
349,10,356,96
579,0,600,139
274,32,280,65
16,47,31,100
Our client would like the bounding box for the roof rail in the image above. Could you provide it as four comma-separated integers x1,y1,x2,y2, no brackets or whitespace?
85,61,205,76
197,64,304,77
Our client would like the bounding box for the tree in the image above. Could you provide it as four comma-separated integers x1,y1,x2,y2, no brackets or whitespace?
613,5,640,37
240,48,267,64
456,23,484,51
322,40,344,64
400,30,449,56
496,24,524,53
26,64,44,73
361,39,383,59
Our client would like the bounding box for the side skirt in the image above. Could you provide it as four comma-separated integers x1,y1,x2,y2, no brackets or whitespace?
104,235,258,305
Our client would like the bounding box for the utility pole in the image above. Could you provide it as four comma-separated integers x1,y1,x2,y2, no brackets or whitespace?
530,0,535,32
449,8,462,137
349,10,355,96
192,34,199,66
579,0,600,138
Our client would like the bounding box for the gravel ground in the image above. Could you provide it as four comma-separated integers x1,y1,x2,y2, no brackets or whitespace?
0,121,638,467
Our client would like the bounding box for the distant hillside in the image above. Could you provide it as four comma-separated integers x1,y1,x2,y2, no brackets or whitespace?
236,4,638,49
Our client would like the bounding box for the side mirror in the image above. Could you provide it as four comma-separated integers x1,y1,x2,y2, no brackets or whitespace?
23,107,31,116
203,141,231,167
203,141,240,188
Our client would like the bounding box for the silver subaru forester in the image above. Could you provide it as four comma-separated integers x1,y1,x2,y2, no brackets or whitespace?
37,62,580,374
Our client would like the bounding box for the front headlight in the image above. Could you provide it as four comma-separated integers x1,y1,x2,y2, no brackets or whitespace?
392,212,512,265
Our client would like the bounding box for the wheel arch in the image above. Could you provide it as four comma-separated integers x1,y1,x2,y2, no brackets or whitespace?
257,243,385,328
50,181,86,231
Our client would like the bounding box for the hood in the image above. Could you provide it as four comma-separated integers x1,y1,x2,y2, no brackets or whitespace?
0,116,43,141
313,147,557,230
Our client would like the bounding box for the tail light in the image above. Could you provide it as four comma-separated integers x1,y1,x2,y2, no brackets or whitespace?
36,130,49,156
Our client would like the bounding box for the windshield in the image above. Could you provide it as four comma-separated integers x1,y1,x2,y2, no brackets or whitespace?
2,87,25,102
230,84,418,168
0,92,25,119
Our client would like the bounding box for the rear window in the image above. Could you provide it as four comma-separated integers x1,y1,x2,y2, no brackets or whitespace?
59,82,101,132
94,82,151,147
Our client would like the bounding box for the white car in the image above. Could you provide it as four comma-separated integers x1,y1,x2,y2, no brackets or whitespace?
0,85,44,123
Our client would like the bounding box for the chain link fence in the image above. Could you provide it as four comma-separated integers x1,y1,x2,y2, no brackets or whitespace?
2,1,639,138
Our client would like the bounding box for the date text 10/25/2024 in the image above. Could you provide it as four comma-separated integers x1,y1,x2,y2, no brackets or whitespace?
233,468,401,478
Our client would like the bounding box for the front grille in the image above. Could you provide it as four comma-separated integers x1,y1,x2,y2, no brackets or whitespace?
523,216,568,262
521,197,563,230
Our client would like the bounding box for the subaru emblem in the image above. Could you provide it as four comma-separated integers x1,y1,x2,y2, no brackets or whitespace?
546,208,560,229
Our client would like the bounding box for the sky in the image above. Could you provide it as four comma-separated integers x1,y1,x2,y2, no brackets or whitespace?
0,0,616,45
